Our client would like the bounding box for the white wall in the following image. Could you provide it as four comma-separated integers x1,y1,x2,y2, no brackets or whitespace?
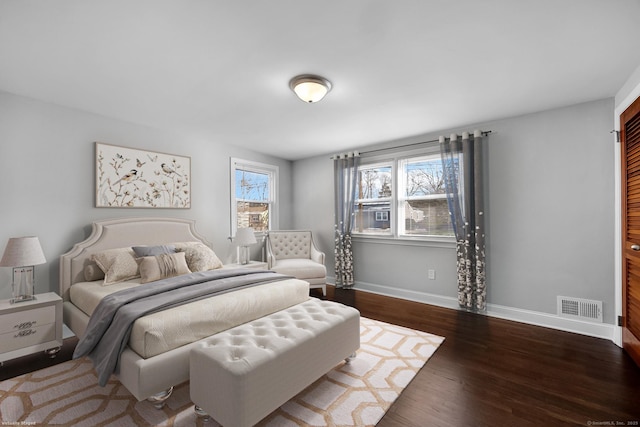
0,90,293,300
293,98,616,333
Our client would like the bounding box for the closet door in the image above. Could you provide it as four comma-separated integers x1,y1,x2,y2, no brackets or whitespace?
621,94,640,367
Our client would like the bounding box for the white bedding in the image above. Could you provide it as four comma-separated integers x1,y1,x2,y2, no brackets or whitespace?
70,277,310,358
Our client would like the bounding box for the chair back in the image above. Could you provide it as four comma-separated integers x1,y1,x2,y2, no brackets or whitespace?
267,231,312,260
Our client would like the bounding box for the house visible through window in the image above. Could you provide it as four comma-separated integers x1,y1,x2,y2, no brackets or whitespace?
353,148,454,240
230,158,278,235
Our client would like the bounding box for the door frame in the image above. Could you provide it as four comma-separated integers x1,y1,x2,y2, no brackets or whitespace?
614,83,640,348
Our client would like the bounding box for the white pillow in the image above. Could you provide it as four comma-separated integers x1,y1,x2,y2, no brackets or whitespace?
173,242,223,272
83,262,105,282
91,247,140,285
137,252,191,283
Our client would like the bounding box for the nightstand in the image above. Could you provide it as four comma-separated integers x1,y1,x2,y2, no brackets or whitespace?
0,292,63,365
221,261,268,270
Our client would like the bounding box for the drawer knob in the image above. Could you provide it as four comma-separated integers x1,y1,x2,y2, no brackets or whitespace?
14,329,37,338
14,321,37,329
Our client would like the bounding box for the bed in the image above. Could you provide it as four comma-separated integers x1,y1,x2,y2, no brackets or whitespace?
59,217,312,406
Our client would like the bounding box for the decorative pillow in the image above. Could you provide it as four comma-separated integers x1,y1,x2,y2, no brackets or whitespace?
173,242,223,272
132,245,176,257
137,252,191,284
91,247,140,285
83,262,105,282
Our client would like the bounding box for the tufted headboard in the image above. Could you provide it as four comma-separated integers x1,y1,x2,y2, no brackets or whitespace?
59,217,210,302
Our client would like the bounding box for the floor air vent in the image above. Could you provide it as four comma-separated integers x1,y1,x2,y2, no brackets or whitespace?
557,296,603,323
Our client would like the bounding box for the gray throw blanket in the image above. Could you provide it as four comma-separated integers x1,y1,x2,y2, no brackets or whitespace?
73,269,291,386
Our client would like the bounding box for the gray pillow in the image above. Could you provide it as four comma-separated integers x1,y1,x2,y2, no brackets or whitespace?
132,245,176,257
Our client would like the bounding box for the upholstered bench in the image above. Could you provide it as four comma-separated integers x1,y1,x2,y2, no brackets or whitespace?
189,298,360,427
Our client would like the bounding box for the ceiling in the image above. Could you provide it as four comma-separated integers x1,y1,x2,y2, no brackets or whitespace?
1,1,640,160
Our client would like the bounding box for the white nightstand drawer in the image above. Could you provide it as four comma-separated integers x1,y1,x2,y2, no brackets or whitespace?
0,305,56,334
0,322,57,353
0,292,63,363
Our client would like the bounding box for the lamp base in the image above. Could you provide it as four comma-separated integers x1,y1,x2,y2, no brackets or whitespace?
11,266,35,304
238,246,251,265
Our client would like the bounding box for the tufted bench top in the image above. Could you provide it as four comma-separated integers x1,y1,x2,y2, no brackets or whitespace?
190,298,360,427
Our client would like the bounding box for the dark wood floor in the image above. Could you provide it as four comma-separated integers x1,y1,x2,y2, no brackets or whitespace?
2,288,639,426
329,288,640,427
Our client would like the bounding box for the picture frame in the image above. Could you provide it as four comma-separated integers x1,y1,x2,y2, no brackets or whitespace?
95,142,191,208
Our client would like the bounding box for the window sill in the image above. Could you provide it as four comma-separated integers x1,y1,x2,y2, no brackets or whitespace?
351,234,456,249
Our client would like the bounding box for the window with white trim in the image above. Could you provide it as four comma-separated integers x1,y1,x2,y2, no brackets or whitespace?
353,148,454,240
398,154,453,237
354,162,393,235
230,158,278,235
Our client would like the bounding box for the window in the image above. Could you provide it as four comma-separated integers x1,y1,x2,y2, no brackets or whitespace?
375,211,389,222
353,148,454,240
230,158,278,235
398,155,453,237
354,163,393,235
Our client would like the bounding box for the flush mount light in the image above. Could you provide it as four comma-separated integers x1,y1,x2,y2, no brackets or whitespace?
289,74,332,103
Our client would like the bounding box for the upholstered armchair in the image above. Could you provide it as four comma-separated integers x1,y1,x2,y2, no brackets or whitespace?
266,230,327,296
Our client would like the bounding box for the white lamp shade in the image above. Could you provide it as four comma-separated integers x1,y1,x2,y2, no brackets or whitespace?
0,236,46,267
235,228,257,246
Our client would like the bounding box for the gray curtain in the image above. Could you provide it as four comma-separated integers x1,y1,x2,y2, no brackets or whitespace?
333,152,360,288
440,131,486,311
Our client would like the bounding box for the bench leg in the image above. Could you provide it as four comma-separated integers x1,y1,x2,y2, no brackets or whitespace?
345,352,357,364
194,405,211,421
147,387,173,409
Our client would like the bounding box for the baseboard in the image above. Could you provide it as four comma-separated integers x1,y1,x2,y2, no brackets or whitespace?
338,278,615,341
486,303,615,341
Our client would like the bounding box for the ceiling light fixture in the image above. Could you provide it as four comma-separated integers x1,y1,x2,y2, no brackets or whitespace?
289,74,332,103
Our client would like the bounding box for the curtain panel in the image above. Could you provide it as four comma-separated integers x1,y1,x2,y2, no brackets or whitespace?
440,131,486,311
333,152,360,288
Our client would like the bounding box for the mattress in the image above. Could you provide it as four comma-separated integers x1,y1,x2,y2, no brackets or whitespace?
70,277,310,358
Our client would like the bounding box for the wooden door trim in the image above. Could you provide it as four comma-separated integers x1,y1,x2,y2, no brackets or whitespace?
621,95,640,367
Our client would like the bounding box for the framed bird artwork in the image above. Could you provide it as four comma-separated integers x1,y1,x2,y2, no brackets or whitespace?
95,142,191,208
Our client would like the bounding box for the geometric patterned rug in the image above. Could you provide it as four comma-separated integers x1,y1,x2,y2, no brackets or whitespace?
0,317,444,426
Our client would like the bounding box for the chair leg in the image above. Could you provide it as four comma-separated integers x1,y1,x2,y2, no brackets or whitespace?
310,284,327,297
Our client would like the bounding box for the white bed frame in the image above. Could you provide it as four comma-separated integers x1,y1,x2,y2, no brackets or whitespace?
59,217,218,406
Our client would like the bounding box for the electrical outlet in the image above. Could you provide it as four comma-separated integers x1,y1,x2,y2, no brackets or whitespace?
428,269,435,280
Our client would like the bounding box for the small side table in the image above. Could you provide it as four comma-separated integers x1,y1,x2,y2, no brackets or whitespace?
221,261,268,270
0,292,63,365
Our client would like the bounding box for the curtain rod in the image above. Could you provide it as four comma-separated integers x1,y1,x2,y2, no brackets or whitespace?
359,130,492,156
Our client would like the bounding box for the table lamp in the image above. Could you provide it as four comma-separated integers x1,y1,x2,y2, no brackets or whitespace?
0,236,47,303
235,228,257,265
